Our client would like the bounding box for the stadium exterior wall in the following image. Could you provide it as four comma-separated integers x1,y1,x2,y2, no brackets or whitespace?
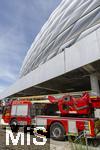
0,28,100,99
20,0,100,77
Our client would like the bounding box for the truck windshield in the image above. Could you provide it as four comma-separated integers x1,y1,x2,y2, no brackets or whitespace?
3,106,11,116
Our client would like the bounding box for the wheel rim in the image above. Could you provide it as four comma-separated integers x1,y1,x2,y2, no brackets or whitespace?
52,127,61,138
11,121,17,130
12,121,17,126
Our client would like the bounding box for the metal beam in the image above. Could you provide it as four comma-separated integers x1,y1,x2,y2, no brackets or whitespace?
34,85,61,93
90,73,100,96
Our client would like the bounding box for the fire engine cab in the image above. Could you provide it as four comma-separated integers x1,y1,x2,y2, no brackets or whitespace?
1,92,100,142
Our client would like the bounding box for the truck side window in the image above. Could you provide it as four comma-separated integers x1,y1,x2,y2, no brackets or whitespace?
30,104,36,117
43,104,59,116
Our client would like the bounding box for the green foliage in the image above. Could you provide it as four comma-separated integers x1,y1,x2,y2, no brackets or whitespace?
68,136,88,150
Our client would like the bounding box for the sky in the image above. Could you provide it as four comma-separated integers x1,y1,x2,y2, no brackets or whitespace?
0,0,61,92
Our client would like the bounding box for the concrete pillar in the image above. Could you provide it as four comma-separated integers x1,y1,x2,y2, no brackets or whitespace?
90,73,100,96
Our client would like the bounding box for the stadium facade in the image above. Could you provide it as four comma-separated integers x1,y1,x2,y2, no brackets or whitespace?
0,0,100,99
20,0,100,77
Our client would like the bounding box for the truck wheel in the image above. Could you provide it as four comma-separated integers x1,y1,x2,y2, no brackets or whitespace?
24,126,28,133
92,139,99,147
50,122,65,141
24,126,31,133
10,119,19,132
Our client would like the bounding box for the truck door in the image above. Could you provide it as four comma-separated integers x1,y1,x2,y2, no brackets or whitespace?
11,104,31,126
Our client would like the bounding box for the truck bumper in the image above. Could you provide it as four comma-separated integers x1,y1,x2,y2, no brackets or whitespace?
1,119,9,126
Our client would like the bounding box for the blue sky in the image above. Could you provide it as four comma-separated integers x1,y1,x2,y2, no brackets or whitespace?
0,0,61,92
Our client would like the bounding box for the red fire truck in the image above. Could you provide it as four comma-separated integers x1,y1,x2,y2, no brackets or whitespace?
1,92,100,142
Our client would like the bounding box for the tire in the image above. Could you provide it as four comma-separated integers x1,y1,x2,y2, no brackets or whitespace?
24,126,28,133
24,126,31,133
92,139,99,147
50,122,66,141
10,119,19,132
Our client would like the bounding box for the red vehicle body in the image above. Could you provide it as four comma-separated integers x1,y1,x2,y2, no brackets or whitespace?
1,92,100,141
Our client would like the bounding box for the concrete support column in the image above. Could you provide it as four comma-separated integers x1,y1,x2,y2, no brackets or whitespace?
90,73,100,96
